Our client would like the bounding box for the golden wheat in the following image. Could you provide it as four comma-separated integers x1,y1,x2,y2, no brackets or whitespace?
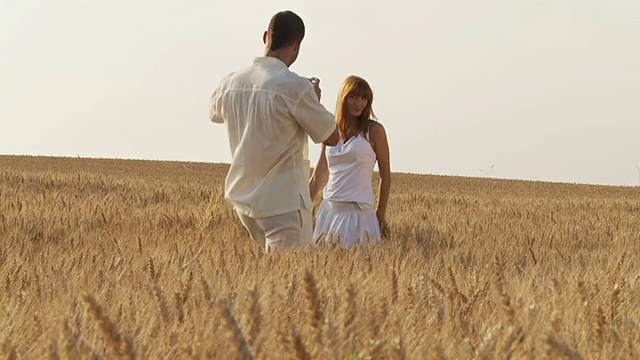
0,155,639,358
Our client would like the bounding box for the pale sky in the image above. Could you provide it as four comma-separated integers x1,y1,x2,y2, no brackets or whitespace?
1,0,639,186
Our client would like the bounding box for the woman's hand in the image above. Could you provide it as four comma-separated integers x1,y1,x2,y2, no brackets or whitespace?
377,213,390,238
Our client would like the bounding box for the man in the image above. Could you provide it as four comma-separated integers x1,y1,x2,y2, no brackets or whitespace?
209,10,340,251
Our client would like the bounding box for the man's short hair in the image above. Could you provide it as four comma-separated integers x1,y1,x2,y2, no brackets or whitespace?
267,11,305,51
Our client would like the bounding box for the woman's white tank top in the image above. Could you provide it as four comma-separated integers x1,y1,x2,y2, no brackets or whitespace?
322,132,376,208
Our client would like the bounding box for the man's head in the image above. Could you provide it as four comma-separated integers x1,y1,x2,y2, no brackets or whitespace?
263,11,305,67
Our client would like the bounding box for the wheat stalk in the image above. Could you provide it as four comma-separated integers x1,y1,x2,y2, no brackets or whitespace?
47,338,60,360
448,266,468,305
609,282,622,325
281,325,310,360
82,293,134,359
174,292,185,324
216,301,253,360
342,283,357,343
180,270,194,304
150,282,170,324
366,339,386,360
544,334,584,360
242,283,261,346
390,268,399,305
592,306,605,354
477,323,502,360
60,319,80,360
499,324,525,359
493,257,515,324
147,257,156,282
303,270,324,344
200,276,213,306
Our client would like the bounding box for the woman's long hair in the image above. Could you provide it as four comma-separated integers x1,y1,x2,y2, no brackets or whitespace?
335,76,377,141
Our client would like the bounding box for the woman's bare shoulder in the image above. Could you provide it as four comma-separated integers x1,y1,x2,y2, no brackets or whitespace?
368,120,386,136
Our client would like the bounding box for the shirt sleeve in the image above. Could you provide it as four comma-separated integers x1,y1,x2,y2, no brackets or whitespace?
292,86,337,144
209,81,225,124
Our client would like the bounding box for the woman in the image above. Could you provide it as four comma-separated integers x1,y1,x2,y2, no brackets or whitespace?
309,75,391,248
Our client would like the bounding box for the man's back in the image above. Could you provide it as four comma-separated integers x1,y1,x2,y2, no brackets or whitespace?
211,57,336,218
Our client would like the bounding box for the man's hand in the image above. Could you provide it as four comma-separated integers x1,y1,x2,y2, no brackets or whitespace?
308,77,322,101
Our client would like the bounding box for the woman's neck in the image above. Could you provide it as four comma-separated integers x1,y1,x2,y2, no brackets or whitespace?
340,117,359,141
342,116,358,130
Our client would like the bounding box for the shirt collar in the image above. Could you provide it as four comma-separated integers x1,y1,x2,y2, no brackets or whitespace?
253,56,288,70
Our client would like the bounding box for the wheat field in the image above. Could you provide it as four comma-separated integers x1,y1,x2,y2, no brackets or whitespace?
1,155,639,359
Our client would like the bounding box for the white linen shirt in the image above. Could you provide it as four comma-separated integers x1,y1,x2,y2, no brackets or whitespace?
210,57,337,218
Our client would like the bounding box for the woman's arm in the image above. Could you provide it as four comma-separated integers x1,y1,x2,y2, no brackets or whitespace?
370,123,391,237
309,145,329,202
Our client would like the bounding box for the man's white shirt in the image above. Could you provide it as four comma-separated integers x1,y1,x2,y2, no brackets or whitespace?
210,56,336,218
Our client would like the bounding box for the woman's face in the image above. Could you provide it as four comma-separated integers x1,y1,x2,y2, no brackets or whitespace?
345,93,368,118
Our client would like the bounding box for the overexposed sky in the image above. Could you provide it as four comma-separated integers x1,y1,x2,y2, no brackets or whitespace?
1,0,639,186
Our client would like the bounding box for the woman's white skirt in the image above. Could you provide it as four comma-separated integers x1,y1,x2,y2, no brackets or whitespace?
313,200,381,249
